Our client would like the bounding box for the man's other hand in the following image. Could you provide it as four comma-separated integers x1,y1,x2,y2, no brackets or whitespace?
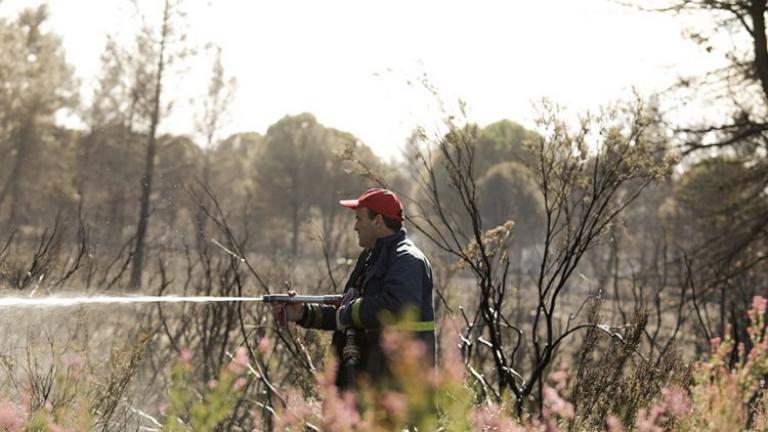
270,290,304,327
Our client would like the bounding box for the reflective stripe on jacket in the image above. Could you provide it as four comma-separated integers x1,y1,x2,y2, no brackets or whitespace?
298,228,436,388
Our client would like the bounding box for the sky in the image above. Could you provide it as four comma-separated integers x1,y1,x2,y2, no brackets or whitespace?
0,0,722,162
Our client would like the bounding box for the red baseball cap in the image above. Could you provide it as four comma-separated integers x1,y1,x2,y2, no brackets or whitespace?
340,188,404,221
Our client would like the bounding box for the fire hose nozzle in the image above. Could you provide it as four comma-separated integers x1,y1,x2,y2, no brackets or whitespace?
259,294,344,305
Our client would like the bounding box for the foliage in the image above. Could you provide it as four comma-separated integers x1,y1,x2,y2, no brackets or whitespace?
0,297,764,431
393,95,676,413
163,347,250,431
253,113,378,257
0,5,78,229
0,3,767,432
624,0,768,356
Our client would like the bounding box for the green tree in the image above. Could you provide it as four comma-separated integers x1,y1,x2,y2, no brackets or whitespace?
211,132,264,221
420,120,539,242
87,37,138,131
477,160,544,250
667,156,763,247
155,135,203,250
403,97,672,413
475,119,537,175
75,125,144,249
663,156,768,343
253,113,332,258
0,5,77,230
626,1,768,330
317,129,381,258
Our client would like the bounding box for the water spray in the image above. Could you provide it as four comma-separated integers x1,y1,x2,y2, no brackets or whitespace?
0,294,343,309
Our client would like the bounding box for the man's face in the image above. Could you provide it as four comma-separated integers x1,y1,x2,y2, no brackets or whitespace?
354,207,378,248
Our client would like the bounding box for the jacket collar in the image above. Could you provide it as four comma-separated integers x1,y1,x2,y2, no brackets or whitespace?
363,228,406,265
371,228,406,252
360,228,406,281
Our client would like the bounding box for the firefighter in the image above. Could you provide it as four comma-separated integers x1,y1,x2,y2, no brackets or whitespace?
272,188,435,389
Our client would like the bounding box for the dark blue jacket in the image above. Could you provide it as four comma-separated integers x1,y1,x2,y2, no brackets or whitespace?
298,229,435,388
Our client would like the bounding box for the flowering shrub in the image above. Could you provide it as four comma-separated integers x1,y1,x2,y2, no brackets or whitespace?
0,296,764,431
0,352,90,432
600,295,767,432
162,346,252,431
676,295,768,431
264,296,766,432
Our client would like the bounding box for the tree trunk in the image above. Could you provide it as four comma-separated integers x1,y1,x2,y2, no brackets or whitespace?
0,123,32,230
750,0,768,100
129,0,170,291
195,148,212,252
291,198,300,258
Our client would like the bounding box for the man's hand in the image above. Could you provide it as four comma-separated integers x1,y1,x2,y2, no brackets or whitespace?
340,287,359,306
336,288,360,330
270,290,304,327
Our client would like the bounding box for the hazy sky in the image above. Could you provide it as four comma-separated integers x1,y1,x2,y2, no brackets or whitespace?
0,0,720,161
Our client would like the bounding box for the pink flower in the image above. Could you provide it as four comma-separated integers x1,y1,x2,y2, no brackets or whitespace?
207,379,218,389
273,389,319,430
433,326,466,385
0,401,28,431
257,337,272,354
228,347,250,374
442,343,465,383
233,377,248,390
407,339,427,361
321,390,359,430
753,295,767,315
661,386,691,417
179,349,192,363
61,353,82,369
634,408,662,432
471,404,519,431
750,349,759,361
548,370,568,391
380,331,406,353
606,415,624,432
709,337,722,352
379,391,407,418
543,385,574,419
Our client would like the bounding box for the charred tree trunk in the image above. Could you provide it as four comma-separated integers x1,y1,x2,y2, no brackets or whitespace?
195,151,212,252
290,196,300,258
129,0,170,291
750,1,768,100
0,122,33,230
